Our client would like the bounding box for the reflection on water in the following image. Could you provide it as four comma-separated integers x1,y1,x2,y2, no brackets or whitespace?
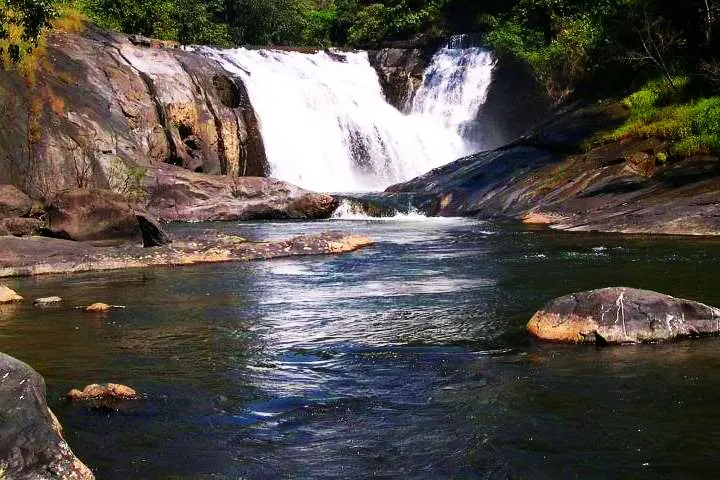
3,218,720,479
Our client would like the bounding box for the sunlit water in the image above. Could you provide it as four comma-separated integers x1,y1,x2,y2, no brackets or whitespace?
4,219,720,479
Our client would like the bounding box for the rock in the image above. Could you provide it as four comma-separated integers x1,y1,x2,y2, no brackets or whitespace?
135,211,172,247
34,296,63,306
0,217,44,236
45,189,170,246
0,231,372,278
0,352,94,479
0,185,32,219
527,287,720,345
0,28,267,198
367,48,430,111
85,303,114,312
326,235,374,253
0,285,23,303
45,189,142,243
67,383,138,402
145,165,339,222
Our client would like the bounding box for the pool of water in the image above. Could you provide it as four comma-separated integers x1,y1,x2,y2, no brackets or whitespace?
3,218,720,479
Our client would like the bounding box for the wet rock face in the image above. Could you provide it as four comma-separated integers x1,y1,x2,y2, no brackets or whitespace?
367,48,429,111
0,353,94,479
145,165,338,222
0,27,267,198
527,287,720,345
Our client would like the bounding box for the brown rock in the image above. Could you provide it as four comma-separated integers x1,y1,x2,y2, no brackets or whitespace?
326,235,374,253
0,285,23,303
45,189,171,246
528,287,720,345
0,184,32,219
145,165,338,222
0,216,44,236
46,189,142,243
67,383,138,401
85,303,113,312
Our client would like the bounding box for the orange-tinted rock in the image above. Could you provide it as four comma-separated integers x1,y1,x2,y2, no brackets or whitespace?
85,303,112,312
326,235,374,253
67,383,139,401
0,285,23,303
528,287,720,345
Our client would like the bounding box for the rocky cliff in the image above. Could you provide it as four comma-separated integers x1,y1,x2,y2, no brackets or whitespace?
387,103,720,235
0,26,267,199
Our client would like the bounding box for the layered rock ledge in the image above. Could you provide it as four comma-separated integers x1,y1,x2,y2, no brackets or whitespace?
0,232,373,278
387,104,720,236
527,287,720,345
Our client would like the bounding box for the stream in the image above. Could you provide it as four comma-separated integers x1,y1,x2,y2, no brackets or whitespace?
3,218,720,478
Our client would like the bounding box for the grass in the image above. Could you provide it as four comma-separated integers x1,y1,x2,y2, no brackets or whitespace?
599,76,720,158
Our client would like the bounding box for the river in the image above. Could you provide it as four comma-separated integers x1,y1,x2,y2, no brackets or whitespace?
2,218,720,478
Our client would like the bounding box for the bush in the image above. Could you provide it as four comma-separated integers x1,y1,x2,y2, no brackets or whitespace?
0,0,56,83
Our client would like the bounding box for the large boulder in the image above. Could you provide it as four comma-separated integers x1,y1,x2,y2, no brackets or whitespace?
0,352,94,479
527,287,720,345
45,189,170,246
145,166,338,222
0,185,32,219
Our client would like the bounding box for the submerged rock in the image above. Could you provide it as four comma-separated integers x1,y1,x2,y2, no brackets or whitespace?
0,285,23,303
67,383,138,402
84,303,120,312
528,287,720,345
0,352,94,479
34,296,63,307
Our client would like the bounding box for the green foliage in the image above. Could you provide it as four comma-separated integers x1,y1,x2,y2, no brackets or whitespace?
108,158,148,204
486,0,626,100
0,0,56,81
347,0,445,46
604,77,720,158
302,7,336,47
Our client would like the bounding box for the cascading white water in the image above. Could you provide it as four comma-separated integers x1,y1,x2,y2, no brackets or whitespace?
411,34,496,151
198,35,494,192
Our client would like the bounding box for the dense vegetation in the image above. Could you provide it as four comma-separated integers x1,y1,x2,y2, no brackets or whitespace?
4,0,720,155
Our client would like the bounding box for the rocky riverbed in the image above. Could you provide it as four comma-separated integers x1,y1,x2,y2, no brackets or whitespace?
0,231,372,278
386,103,720,236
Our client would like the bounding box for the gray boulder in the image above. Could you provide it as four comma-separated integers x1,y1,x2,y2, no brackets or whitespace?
0,352,94,479
528,287,720,344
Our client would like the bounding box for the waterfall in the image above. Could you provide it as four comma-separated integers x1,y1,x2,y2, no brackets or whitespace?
410,34,496,152
198,36,494,192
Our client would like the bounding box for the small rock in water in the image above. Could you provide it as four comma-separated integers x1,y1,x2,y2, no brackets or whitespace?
68,383,139,401
33,296,62,307
84,302,124,312
0,284,23,303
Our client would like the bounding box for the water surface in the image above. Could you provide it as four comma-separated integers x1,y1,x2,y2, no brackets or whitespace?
3,219,720,479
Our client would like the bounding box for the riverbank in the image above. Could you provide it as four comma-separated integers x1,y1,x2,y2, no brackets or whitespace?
0,231,372,278
386,102,720,236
